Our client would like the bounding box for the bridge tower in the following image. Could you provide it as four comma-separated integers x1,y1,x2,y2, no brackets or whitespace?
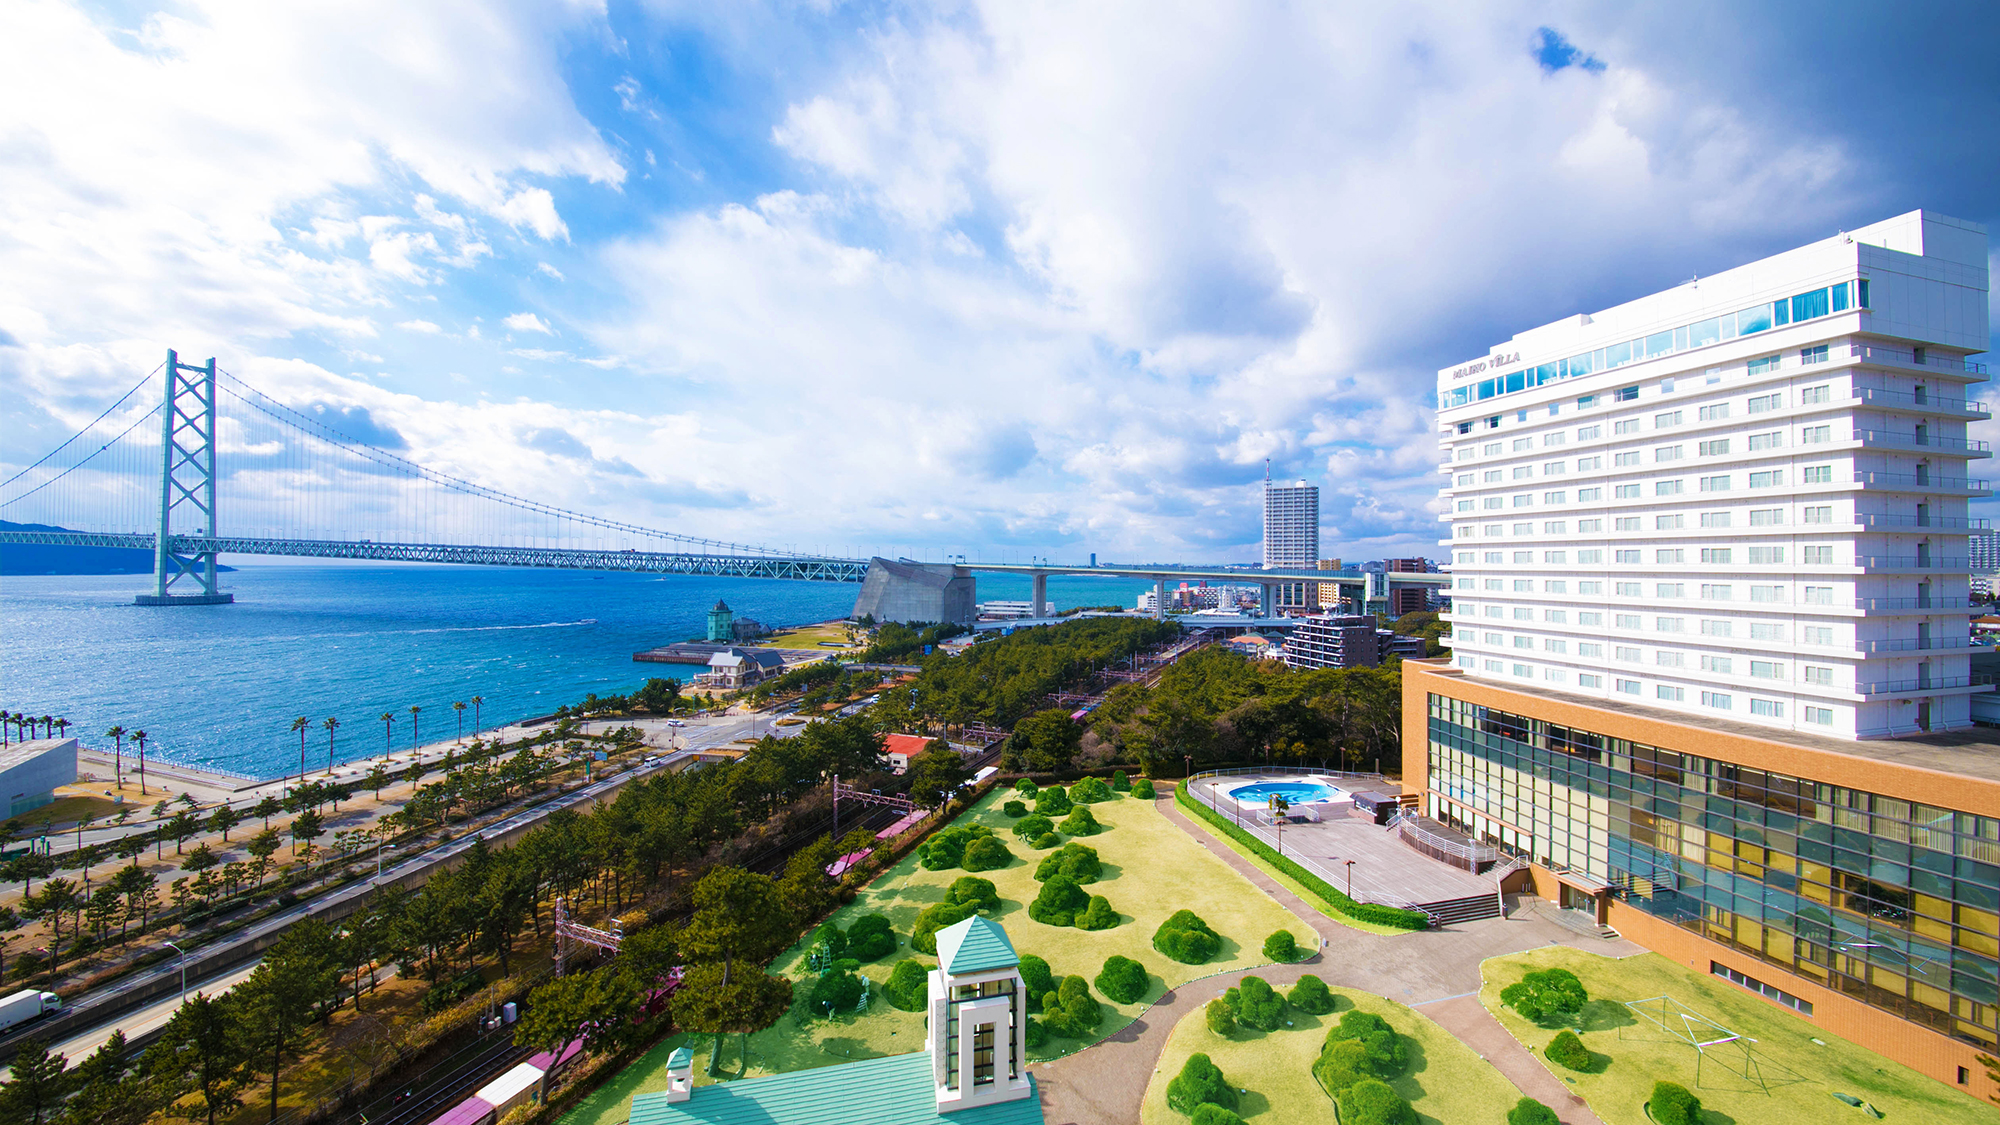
136,349,234,606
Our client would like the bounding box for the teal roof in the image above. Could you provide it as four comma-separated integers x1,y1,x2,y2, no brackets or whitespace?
937,915,1019,976
629,1051,1042,1125
667,1047,693,1070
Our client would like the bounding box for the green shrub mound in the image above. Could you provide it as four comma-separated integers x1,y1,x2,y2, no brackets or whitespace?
1029,874,1091,927
1023,1016,1047,1049
1074,894,1120,931
808,968,864,1014
831,957,860,973
946,875,1001,913
918,825,997,871
1543,1029,1590,1071
1058,805,1103,836
1035,787,1073,817
1020,954,1056,1011
1111,770,1131,791
962,835,1014,872
1034,841,1103,884
811,921,847,959
1187,1105,1245,1125
1153,909,1223,965
1166,1052,1237,1115
1289,974,1336,1015
1205,998,1235,1037
1011,814,1055,840
1031,832,1062,849
1175,781,1427,930
1500,967,1588,1024
1039,975,1103,1038
1314,1010,1409,1096
911,901,977,953
881,959,930,1012
1002,799,1028,818
1131,777,1156,799
1069,776,1115,803
1222,974,1286,1031
1507,1096,1559,1125
1335,1078,1416,1125
1648,1081,1702,1125
1262,929,1301,962
1014,778,1038,797
844,914,895,961
1094,955,1149,1004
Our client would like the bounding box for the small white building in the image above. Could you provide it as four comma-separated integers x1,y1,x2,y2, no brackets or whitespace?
0,740,76,818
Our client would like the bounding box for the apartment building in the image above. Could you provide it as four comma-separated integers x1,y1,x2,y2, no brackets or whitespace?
1263,474,1320,609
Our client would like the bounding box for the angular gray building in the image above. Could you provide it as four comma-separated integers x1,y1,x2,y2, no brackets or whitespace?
850,558,976,626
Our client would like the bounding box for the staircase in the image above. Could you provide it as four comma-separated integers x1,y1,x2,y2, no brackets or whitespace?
1411,893,1503,927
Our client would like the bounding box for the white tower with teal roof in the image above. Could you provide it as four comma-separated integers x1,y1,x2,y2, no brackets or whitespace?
928,915,1031,1113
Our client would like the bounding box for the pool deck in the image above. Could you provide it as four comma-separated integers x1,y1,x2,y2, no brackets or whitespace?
1194,775,1499,909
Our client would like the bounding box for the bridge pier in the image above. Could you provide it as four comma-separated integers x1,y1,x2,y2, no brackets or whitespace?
1153,577,1166,620
139,350,233,607
1260,583,1274,617
1031,572,1047,617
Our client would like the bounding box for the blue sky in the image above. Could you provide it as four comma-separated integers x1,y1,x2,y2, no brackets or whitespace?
1,0,1995,564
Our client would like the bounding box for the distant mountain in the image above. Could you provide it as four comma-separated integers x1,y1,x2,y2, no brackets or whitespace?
0,521,236,576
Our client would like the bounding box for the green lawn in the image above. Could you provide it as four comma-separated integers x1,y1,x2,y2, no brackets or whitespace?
761,622,859,650
1140,983,1523,1125
561,786,1310,1125
1171,795,1410,936
1480,946,1991,1125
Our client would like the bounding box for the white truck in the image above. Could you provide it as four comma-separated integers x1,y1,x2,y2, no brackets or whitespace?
0,989,61,1034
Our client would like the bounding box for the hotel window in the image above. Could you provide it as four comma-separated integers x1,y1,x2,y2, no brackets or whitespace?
1803,505,1833,523
1657,651,1686,668
1615,419,1640,435
1656,584,1684,599
1456,473,1474,487
1457,500,1475,511
1748,546,1784,563
1544,522,1567,535
1484,659,1503,671
1615,582,1642,596
1802,586,1833,604
1700,548,1732,563
1545,606,1568,620
1657,685,1686,701
1616,615,1642,629
1658,514,1684,530
1802,465,1833,484
1751,660,1783,679
1700,512,1731,528
1578,550,1603,564
1802,545,1832,564
1701,585,1733,600
1701,475,1731,492
1484,634,1501,645
1577,520,1602,533
1657,480,1684,495
1701,655,1733,673
1748,431,1782,450
1698,403,1730,421
1577,456,1603,471
1698,439,1730,456
1579,673,1602,687
1483,551,1503,563
1750,585,1784,602
1513,494,1533,507
1616,484,1641,498
1513,522,1533,534
1513,437,1533,451
1804,666,1832,686
1543,460,1567,473
1616,646,1642,661
1514,466,1534,479
1513,663,1531,677
1617,679,1641,694
1544,554,1567,566
1484,497,1504,509
1544,433,1567,446
1615,550,1641,564
1456,526,1474,537
1657,549,1685,563
1513,578,1532,590
1801,625,1831,644
1616,385,1639,402
1546,639,1568,653
1750,699,1783,718
1747,508,1782,526
1700,619,1732,637
1748,360,1782,380
1753,623,1782,642
1484,442,1502,455
1801,425,1831,444
1457,448,1473,461
1513,635,1533,647
1544,492,1567,505
1656,616,1685,632
1615,451,1641,466
1749,470,1783,488
1656,411,1683,428
1578,642,1602,657
1806,706,1833,724
1577,487,1602,502
1702,691,1732,710
1656,445,1685,462
1484,470,1503,482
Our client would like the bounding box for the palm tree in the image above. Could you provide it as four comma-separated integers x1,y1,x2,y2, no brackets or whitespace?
38,716,51,739
323,716,340,776
379,712,395,762
471,695,484,738
453,701,467,743
132,730,149,796
105,725,127,789
290,716,310,786
409,705,421,752
51,718,69,740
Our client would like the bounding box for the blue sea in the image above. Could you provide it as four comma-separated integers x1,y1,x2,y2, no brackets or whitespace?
0,564,1150,780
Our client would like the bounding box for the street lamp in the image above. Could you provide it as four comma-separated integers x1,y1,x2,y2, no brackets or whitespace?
162,939,188,1004
1344,860,1355,901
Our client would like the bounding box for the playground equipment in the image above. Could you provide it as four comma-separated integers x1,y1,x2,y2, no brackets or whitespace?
1623,995,1804,1093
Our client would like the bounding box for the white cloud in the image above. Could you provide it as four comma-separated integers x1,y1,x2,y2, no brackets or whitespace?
504,312,554,335
397,319,442,334
536,262,566,280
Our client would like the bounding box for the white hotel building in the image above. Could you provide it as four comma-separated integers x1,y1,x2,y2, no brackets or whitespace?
1436,210,1990,740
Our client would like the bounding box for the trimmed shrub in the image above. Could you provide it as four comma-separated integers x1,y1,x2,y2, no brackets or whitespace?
1111,770,1131,791
1069,776,1115,803
1131,777,1156,799
1020,954,1056,1011
831,957,860,973
962,835,1014,872
881,959,929,1011
918,825,995,871
1040,975,1103,1039
844,914,895,961
1075,894,1120,931
1014,778,1038,797
1501,968,1588,1024
1032,832,1062,849
1289,974,1336,1015
1262,929,1301,962
911,901,976,953
1166,1052,1236,1115
1094,955,1149,1004
1153,909,1223,964
1314,1010,1408,1094
1189,1105,1246,1125
1035,787,1073,817
1648,1081,1701,1125
946,875,1001,913
1507,1097,1560,1125
1335,1078,1416,1125
1029,874,1090,926
1011,814,1055,839
1174,781,1427,930
1058,805,1103,836
1223,975,1286,1031
1034,841,1102,884
1544,1029,1590,1071
1023,1016,1047,1049
808,968,864,1014
1002,799,1028,818
811,921,847,959
1205,998,1236,1037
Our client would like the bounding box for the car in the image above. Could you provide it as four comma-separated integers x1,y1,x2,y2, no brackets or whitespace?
666,719,686,727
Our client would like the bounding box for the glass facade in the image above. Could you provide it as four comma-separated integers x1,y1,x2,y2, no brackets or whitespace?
943,978,1019,1088
1440,281,1864,409
1426,693,2000,1049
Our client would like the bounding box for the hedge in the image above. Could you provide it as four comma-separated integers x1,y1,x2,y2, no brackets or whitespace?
1176,781,1430,930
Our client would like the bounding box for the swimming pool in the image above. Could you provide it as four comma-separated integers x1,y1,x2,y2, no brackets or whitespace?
1227,780,1345,806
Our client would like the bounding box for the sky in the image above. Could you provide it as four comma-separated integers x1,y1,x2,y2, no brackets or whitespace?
2,0,1996,565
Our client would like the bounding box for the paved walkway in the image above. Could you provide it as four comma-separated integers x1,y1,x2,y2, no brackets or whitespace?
1035,795,1642,1125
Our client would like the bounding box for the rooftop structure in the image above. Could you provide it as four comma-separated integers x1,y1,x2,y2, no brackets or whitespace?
0,739,76,817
